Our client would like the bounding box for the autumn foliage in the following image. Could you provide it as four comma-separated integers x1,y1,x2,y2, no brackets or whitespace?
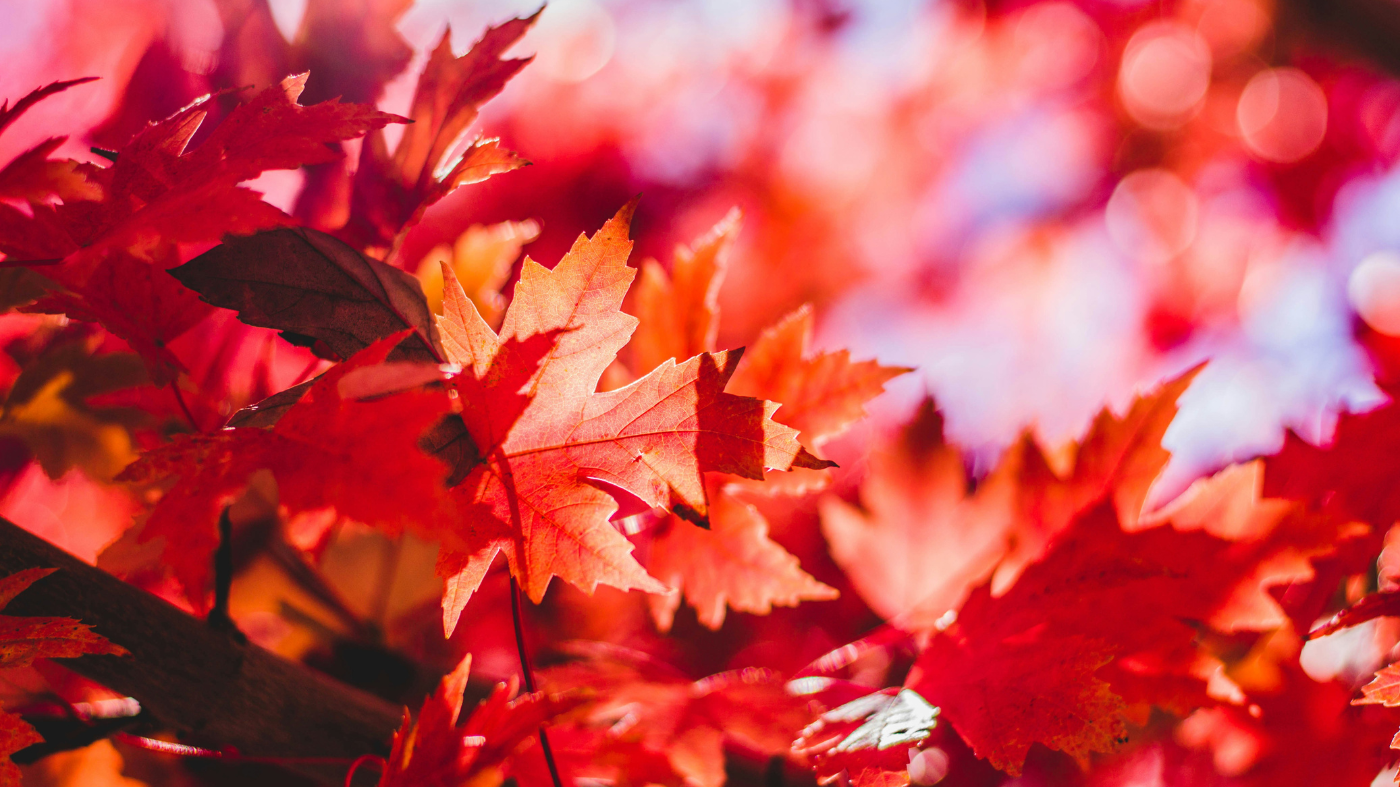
7,1,1400,786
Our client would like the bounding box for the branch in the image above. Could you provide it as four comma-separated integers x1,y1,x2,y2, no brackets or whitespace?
0,516,401,785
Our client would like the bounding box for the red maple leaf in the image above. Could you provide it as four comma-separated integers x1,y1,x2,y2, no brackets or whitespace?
0,568,127,786
379,654,584,787
0,78,103,205
904,501,1294,775
25,244,212,385
0,73,404,384
1258,395,1400,631
0,73,403,272
113,332,455,607
434,203,832,631
792,686,944,787
536,644,812,787
346,13,536,254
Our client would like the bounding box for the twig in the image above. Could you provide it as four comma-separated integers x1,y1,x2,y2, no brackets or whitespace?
510,574,562,787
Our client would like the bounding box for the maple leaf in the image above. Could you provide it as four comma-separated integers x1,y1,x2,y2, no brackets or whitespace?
379,654,584,787
823,369,1200,629
626,208,739,377
346,13,537,253
0,73,403,276
904,502,1291,775
0,78,103,205
0,568,126,786
0,712,41,787
414,220,541,323
726,306,911,449
506,725,687,787
112,332,455,606
0,338,147,481
646,475,838,630
170,226,445,365
1352,659,1400,782
623,211,902,630
434,203,831,631
1257,394,1400,631
821,398,1018,628
286,0,416,105
1179,661,1400,787
1263,394,1400,529
538,645,811,787
993,367,1201,585
792,687,942,787
25,245,212,385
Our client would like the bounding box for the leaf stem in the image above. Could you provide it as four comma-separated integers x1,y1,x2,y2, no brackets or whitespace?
171,384,202,433
509,574,563,787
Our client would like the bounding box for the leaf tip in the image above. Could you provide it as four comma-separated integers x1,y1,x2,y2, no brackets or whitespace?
793,449,838,471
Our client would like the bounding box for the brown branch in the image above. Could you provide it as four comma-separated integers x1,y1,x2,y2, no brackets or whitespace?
0,516,402,785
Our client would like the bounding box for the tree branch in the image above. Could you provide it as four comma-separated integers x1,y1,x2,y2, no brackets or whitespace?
0,516,401,785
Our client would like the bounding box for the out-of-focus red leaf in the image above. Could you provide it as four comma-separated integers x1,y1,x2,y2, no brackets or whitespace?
821,399,1018,629
905,502,1287,775
0,568,126,786
346,13,537,253
726,305,911,450
1264,395,1400,529
540,646,810,787
646,475,838,631
626,208,738,378
997,367,1202,584
1261,395,1400,631
0,79,99,140
26,245,212,385
1179,662,1400,787
379,654,585,787
111,333,454,607
0,79,102,221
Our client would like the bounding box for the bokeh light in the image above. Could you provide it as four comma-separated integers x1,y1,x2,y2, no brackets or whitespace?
1238,67,1329,163
1350,250,1400,336
1118,21,1212,129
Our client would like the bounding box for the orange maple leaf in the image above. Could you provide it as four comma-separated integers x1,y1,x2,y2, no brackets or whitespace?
624,211,904,630
435,203,832,631
820,399,1018,629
